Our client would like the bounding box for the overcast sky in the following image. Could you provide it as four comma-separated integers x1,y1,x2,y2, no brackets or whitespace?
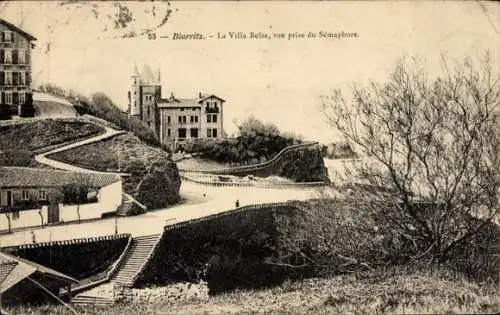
1,1,498,142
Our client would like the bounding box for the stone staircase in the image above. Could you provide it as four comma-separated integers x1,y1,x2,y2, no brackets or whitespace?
116,194,134,216
111,234,161,287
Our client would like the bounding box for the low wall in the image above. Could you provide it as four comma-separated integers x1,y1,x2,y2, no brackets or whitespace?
0,182,122,232
179,142,318,175
180,175,327,189
136,202,305,293
179,142,329,182
1,234,130,280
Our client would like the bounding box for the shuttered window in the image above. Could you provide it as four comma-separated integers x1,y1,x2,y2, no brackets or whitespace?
12,50,18,64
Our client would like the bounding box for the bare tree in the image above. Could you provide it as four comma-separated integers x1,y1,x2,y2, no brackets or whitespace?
321,52,500,261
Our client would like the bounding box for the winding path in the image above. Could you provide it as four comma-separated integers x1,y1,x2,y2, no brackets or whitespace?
0,119,322,247
34,125,129,176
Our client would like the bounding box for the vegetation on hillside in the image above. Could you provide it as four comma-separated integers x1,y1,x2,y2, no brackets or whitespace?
0,119,104,167
183,116,303,165
46,133,181,212
38,83,161,148
6,265,499,314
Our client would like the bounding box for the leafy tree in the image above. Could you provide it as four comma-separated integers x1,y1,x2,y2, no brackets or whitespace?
321,52,500,262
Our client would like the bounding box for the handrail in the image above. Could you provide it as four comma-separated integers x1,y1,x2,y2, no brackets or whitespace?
178,142,319,175
60,234,133,296
180,174,327,189
1,233,130,251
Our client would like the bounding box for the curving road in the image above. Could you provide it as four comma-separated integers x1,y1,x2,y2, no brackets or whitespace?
0,118,324,247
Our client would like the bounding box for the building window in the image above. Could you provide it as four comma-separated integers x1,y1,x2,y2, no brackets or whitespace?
207,114,212,123
167,128,171,137
19,72,25,85
167,116,171,124
3,31,13,43
190,128,199,138
38,190,47,201
180,108,185,112
178,128,187,138
19,92,25,105
17,50,25,64
207,128,217,138
5,72,12,85
192,108,196,111
4,50,12,64
5,92,12,104
190,116,198,123
212,114,217,123
21,190,29,200
178,116,186,124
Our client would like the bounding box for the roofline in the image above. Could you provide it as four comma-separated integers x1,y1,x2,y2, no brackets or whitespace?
198,95,226,103
0,19,37,41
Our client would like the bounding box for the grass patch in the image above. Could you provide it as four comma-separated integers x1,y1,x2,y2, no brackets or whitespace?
5,266,498,314
0,119,104,152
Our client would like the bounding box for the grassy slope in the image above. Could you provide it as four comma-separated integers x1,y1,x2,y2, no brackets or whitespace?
46,133,181,210
8,267,498,314
0,119,104,152
0,119,104,168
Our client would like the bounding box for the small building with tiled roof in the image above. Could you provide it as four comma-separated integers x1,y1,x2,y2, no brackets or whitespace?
127,65,226,151
0,167,123,231
0,251,77,306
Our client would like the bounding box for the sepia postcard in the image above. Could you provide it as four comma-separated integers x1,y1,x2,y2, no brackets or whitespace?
0,1,498,314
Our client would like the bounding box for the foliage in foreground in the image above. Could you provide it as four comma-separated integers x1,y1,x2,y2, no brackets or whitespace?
321,52,500,262
5,266,499,315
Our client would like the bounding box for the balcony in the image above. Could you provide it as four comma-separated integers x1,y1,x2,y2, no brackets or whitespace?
205,105,219,113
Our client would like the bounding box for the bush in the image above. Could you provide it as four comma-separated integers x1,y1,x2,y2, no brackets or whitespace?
183,116,302,165
86,92,161,148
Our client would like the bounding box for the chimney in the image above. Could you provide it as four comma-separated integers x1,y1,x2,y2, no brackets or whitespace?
157,68,161,83
199,92,202,99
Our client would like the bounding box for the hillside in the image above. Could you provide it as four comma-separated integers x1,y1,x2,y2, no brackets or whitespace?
0,118,104,167
46,133,181,211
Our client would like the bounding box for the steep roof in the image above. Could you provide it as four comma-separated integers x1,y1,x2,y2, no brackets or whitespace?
0,19,37,41
140,64,160,86
0,251,77,293
198,94,226,103
157,96,201,108
0,167,121,189
157,93,225,108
